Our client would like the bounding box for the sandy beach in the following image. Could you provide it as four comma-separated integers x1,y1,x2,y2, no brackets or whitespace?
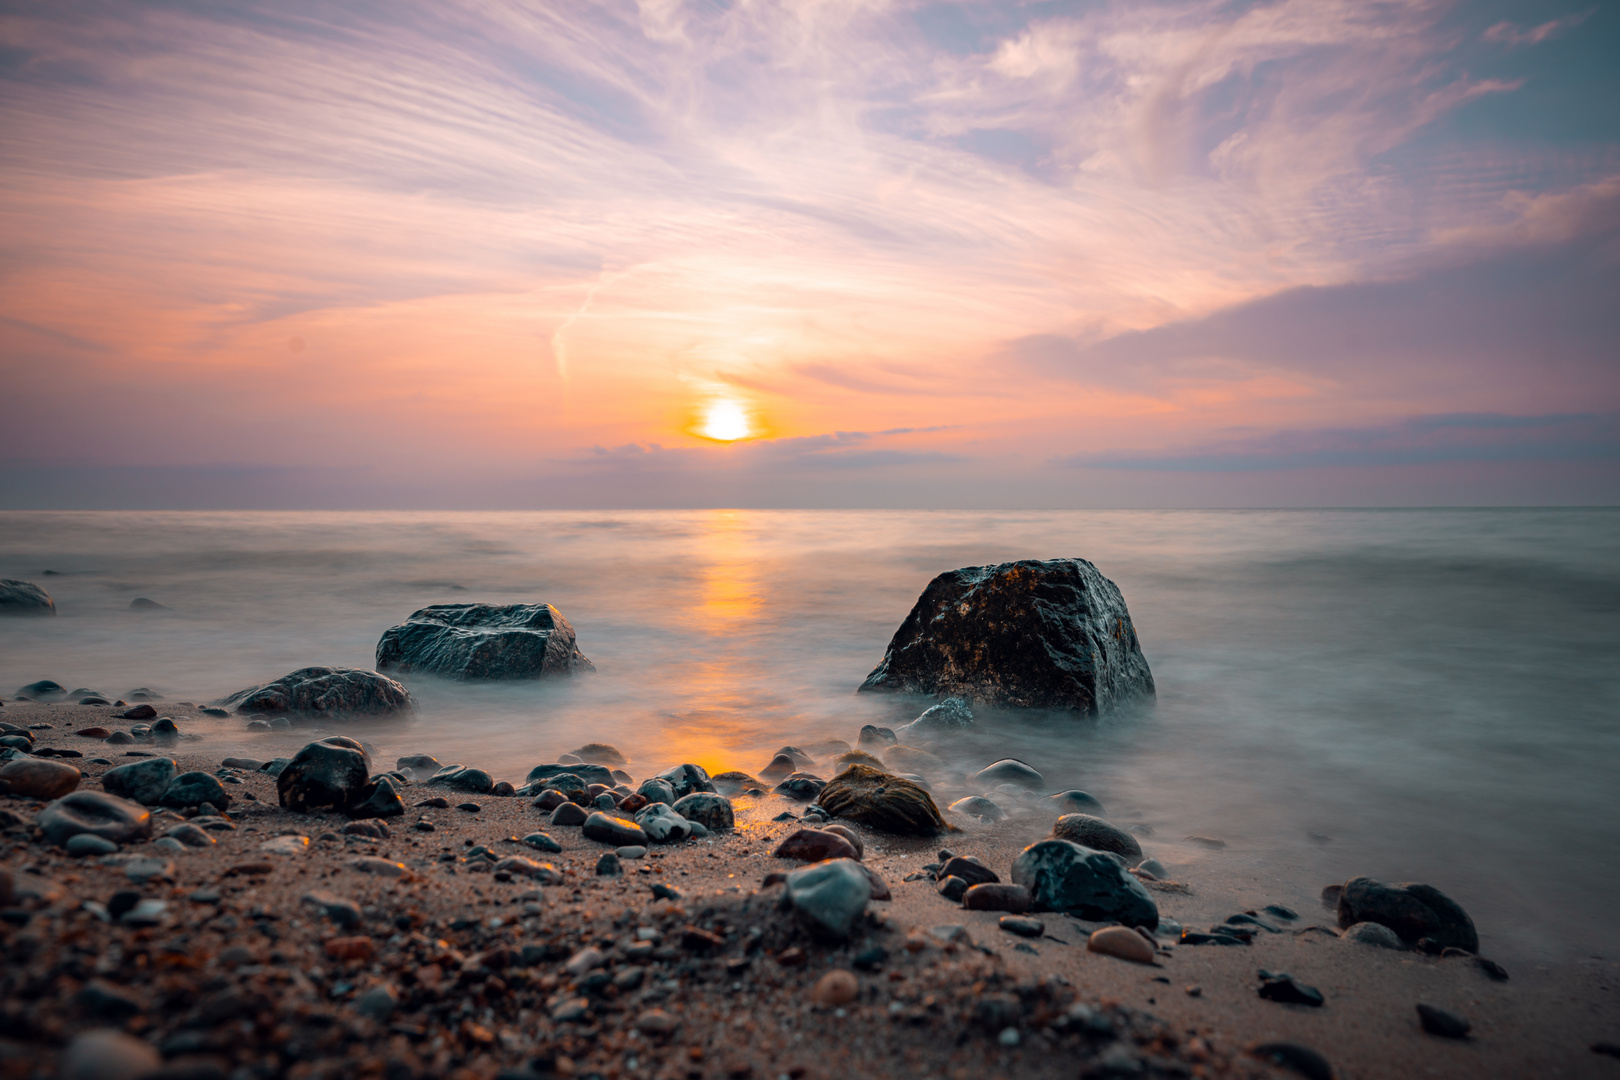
2,700,1617,1080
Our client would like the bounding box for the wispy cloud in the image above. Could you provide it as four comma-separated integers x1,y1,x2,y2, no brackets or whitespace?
1483,10,1594,46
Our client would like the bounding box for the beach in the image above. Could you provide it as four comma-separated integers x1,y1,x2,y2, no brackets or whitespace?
3,701,1618,1080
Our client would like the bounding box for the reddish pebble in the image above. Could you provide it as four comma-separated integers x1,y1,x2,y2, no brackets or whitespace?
776,947,807,967
324,936,375,961
1087,926,1156,964
75,727,111,739
811,969,859,1006
772,828,858,863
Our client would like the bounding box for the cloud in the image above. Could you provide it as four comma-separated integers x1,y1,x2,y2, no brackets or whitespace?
1058,412,1620,471
1483,10,1594,46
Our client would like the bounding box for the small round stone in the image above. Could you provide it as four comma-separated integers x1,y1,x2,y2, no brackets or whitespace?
811,969,859,1006
66,833,119,856
1088,925,1156,964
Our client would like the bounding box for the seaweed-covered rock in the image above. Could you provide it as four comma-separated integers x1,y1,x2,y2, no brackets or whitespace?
37,791,151,846
220,667,415,718
375,603,594,681
0,580,55,615
1336,877,1478,953
1011,838,1158,928
672,792,734,830
657,764,715,799
100,758,178,805
858,559,1155,714
1052,814,1143,864
278,738,372,813
815,764,948,837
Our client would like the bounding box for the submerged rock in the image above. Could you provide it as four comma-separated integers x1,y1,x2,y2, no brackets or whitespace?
759,754,799,782
1336,877,1478,953
1048,790,1107,816
1052,814,1143,864
709,771,760,795
834,751,886,772
38,790,152,846
278,738,372,813
672,792,734,830
571,743,626,766
895,697,974,742
858,558,1155,714
428,765,494,795
815,764,948,837
528,762,615,788
774,774,826,800
657,763,716,799
783,858,871,940
375,603,594,681
15,679,65,700
220,667,415,718
948,796,1006,822
857,724,897,748
1011,838,1159,928
1342,921,1406,949
882,745,945,777
0,580,55,616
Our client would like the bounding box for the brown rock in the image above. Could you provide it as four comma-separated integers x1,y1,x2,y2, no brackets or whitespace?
773,828,859,862
821,823,864,859
0,757,80,799
1052,814,1143,864
814,764,948,836
618,793,649,814
962,883,1032,913
681,926,725,952
776,947,807,966
939,855,998,886
325,936,375,961
1088,925,1156,964
75,727,111,739
811,969,859,1006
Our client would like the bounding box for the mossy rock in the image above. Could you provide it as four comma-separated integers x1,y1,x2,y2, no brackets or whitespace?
814,763,952,836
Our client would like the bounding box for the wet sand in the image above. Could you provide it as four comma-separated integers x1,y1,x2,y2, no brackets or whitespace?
3,701,1619,1080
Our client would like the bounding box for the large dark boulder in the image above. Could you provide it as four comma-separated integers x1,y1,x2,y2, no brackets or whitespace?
1336,877,1478,952
858,559,1154,714
219,667,415,718
375,604,594,681
0,580,55,616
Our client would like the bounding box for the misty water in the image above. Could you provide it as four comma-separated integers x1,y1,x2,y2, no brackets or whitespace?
2,509,1617,964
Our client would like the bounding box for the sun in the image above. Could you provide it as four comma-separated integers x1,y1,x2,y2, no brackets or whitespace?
700,399,752,442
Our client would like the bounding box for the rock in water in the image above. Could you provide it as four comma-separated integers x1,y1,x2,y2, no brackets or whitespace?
0,757,80,799
375,603,594,680
857,725,897,748
38,791,152,846
857,558,1155,714
973,758,1044,789
894,697,974,742
528,761,615,788
815,764,948,836
1342,921,1405,949
657,763,716,799
948,796,1006,822
1048,790,1107,816
1336,877,1478,953
220,667,415,718
1011,839,1159,928
15,679,66,700
278,738,372,813
784,858,871,940
0,580,55,616
1052,814,1143,864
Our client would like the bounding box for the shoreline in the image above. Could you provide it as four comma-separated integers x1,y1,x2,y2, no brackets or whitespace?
2,701,1618,1080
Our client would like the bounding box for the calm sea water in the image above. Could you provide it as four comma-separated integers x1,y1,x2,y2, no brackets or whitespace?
2,509,1617,962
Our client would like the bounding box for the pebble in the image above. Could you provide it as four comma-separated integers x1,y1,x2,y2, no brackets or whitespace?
1264,904,1299,920
811,969,859,1006
121,898,167,926
1257,971,1325,1007
260,835,311,856
1184,835,1227,848
549,802,589,827
0,757,80,799
1335,876,1478,953
1137,858,1169,880
940,855,998,885
1416,1003,1471,1039
999,916,1045,938
672,791,734,830
1248,1043,1333,1080
124,857,175,883
1087,926,1156,964
596,852,623,876
774,774,826,800
59,1029,161,1080
457,801,482,812
784,858,871,940
962,883,1032,913
1341,921,1405,949
417,796,451,809
636,1008,678,1034
522,831,563,853
340,820,388,839
773,828,859,863
492,857,562,883
634,802,693,843
165,823,215,848
636,777,677,805
582,811,647,846
152,836,186,852
325,936,375,961
65,833,119,856
857,724,897,748
302,890,363,928
353,983,398,1020
937,875,968,902
428,765,495,795
76,727,112,739
998,1027,1020,1047
37,790,152,847
656,763,715,799
1047,789,1108,816
616,845,647,859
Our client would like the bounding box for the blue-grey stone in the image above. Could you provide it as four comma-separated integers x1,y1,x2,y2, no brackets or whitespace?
784,858,871,940
672,792,734,830
375,603,594,681
1011,838,1158,928
101,757,177,805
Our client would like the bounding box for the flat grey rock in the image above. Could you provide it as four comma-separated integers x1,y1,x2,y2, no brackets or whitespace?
375,603,594,680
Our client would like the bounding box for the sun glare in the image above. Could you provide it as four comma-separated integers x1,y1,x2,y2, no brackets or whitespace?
701,399,752,442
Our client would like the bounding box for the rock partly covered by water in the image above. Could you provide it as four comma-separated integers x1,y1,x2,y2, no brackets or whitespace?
0,580,55,616
277,738,373,813
858,558,1155,714
1336,877,1478,952
894,698,974,743
1052,814,1143,865
375,603,594,681
1012,838,1159,928
221,667,415,718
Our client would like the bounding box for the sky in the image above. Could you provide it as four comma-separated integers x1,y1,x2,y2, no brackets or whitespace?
1,0,1616,508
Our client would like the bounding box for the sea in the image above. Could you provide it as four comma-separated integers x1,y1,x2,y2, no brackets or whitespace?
2,508,1616,965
